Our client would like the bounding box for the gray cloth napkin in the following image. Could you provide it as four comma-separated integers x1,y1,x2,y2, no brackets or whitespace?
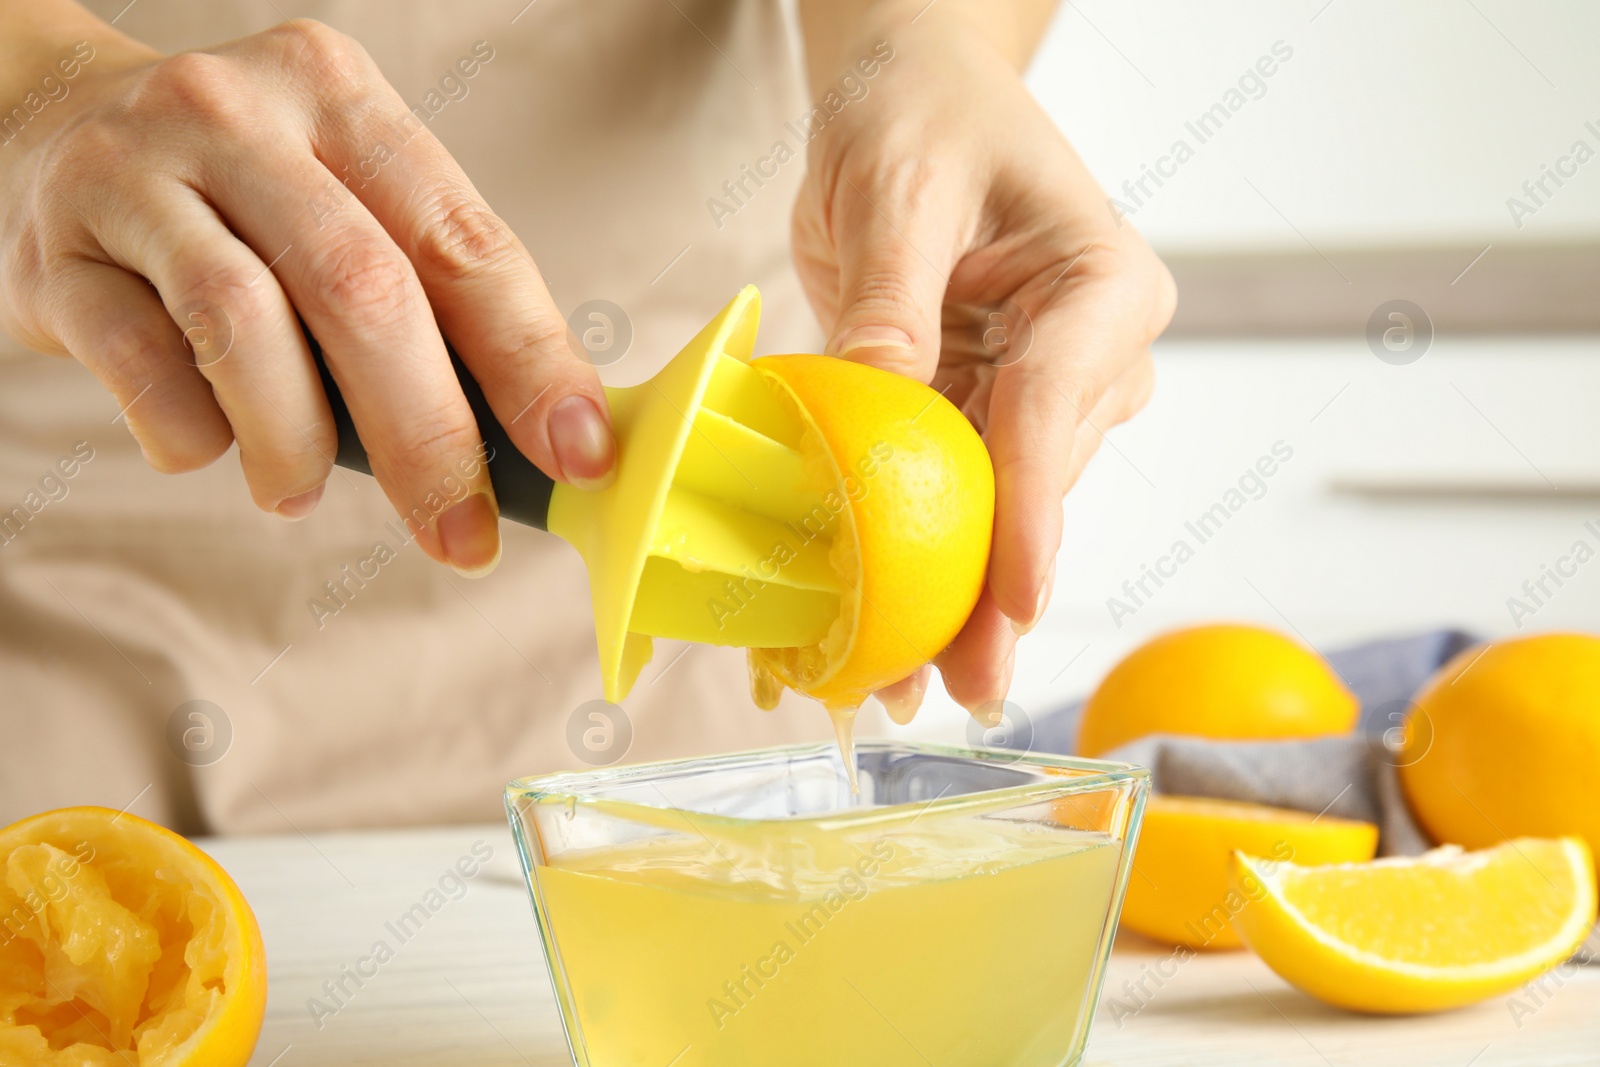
1100,733,1431,856
1029,629,1480,856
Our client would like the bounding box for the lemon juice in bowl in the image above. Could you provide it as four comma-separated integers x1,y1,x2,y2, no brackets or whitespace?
507,741,1147,1067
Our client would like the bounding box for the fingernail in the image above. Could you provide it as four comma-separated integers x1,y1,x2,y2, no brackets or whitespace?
961,652,1015,726
549,394,616,490
437,491,501,577
967,698,1006,728
1011,559,1057,636
275,484,326,521
831,327,915,359
877,666,932,726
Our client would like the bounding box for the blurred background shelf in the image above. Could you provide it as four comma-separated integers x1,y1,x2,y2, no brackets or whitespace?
1159,244,1600,337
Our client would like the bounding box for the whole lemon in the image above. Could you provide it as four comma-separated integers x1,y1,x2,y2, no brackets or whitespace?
1078,623,1358,756
1400,632,1600,879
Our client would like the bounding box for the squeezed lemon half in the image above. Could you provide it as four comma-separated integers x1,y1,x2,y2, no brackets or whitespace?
0,807,266,1066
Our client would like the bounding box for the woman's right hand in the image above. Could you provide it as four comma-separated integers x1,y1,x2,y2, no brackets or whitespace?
0,10,614,575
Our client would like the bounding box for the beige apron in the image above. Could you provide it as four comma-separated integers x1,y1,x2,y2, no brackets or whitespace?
0,0,844,835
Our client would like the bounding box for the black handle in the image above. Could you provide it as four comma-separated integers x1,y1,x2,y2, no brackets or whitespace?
305,330,555,530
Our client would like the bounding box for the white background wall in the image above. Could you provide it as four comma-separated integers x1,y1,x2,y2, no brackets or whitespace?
1025,0,1600,251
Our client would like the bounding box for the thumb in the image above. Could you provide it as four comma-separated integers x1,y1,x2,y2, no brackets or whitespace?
824,180,957,383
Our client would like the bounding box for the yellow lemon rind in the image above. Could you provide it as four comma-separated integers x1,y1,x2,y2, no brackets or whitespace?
1229,839,1596,1014
1120,795,1378,950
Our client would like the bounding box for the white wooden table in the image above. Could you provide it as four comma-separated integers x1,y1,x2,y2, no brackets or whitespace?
209,824,1598,1067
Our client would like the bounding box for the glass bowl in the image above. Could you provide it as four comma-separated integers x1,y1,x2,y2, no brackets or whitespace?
505,740,1148,1067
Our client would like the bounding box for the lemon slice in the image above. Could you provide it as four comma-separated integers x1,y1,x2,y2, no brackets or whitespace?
1230,837,1597,1013
0,807,267,1066
1121,795,1377,949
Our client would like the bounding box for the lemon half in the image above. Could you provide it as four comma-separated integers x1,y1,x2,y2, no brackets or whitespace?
0,807,266,1066
747,355,994,711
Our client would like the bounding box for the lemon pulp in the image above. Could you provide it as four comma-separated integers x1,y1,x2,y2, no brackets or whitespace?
737,366,867,790
0,808,266,1067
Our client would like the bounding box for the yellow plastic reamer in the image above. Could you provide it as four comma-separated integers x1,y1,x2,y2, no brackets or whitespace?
548,285,843,700
310,285,842,701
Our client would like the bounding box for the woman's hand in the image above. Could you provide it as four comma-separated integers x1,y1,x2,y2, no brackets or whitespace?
793,0,1175,721
0,5,614,575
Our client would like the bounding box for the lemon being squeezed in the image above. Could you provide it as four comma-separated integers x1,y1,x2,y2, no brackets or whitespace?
741,351,994,743
551,286,995,772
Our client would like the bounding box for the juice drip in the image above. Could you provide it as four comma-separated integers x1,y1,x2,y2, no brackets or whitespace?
827,706,859,796
749,654,861,795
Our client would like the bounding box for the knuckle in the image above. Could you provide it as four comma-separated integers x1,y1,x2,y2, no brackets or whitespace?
838,271,929,356
268,19,373,88
144,429,232,475
1050,375,1097,421
39,116,122,188
386,415,480,482
167,260,262,329
97,322,176,386
309,238,416,323
466,315,576,400
493,316,569,368
302,410,339,461
842,267,924,322
241,431,332,487
277,18,351,61
843,152,938,206
462,315,572,399
139,51,247,128
176,259,257,305
114,361,235,474
412,189,517,283
1081,239,1177,342
97,319,165,387
1069,240,1129,282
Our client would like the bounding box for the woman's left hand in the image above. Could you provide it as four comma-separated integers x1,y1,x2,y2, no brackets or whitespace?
791,1,1176,722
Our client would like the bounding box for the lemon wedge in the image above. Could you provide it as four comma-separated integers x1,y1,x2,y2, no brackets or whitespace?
1230,837,1596,1013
